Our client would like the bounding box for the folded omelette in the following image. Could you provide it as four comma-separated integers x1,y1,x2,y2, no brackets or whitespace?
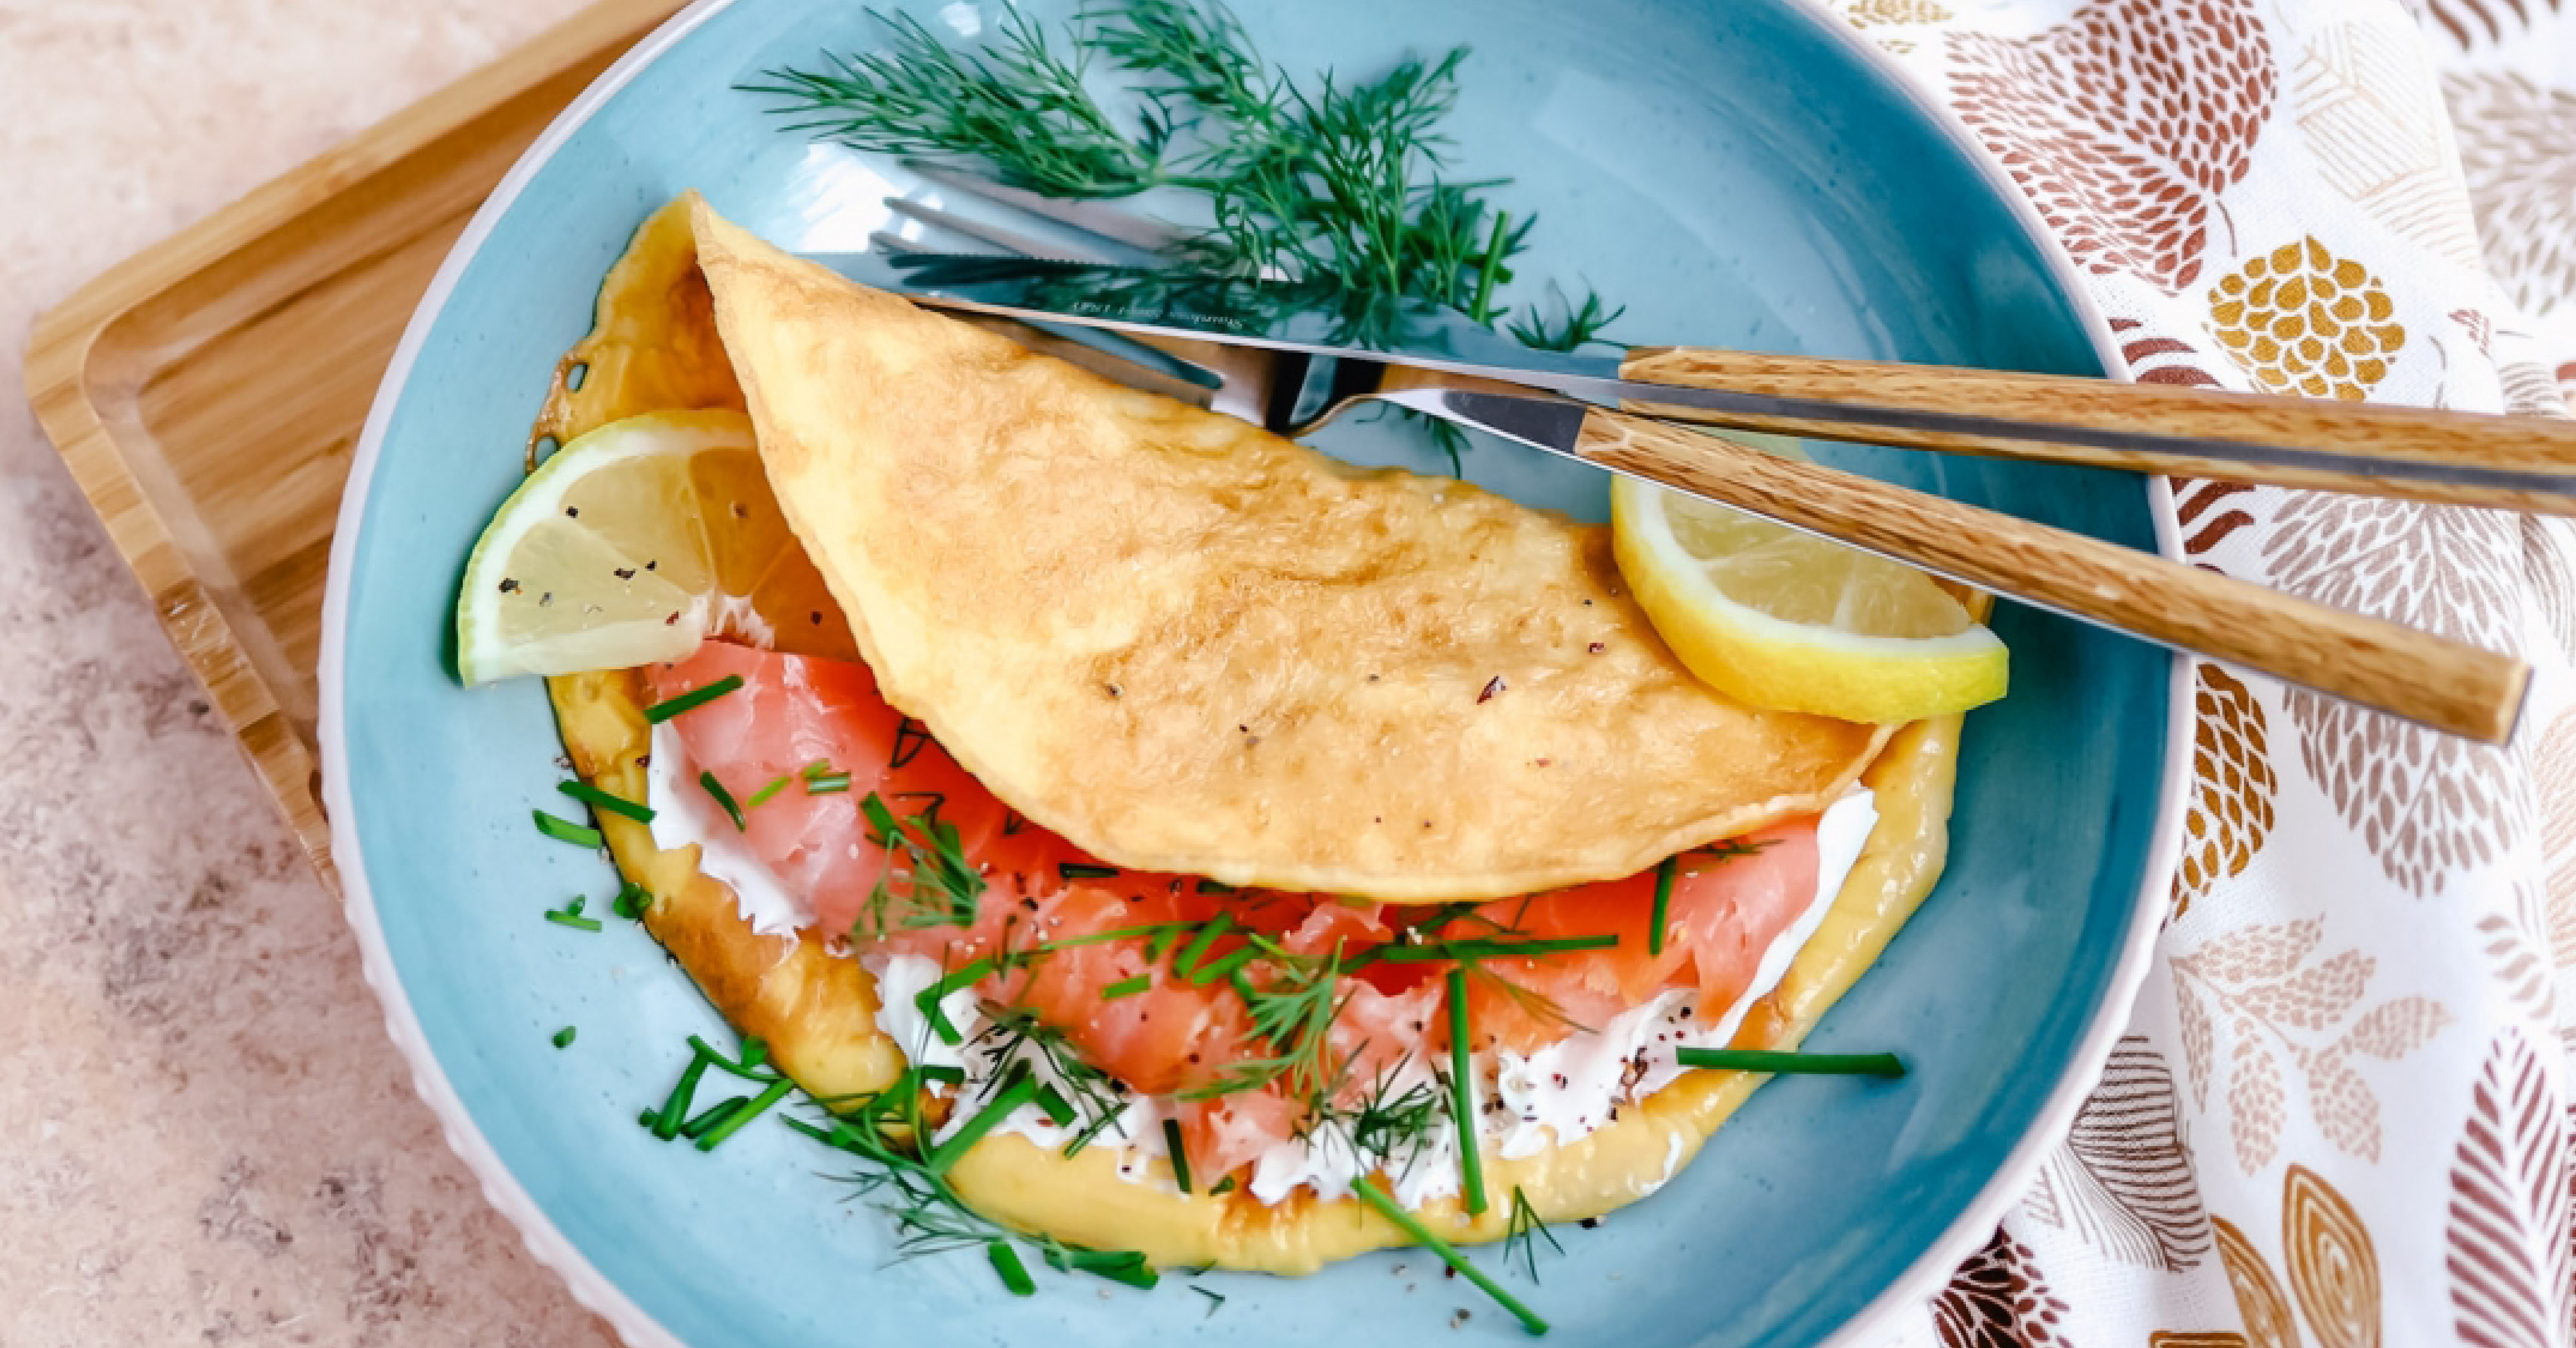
538,195,1968,1271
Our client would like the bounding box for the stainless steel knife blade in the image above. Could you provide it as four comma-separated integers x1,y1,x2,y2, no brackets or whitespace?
807,249,2576,502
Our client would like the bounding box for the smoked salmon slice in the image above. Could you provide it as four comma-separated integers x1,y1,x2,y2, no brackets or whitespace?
646,641,1826,1173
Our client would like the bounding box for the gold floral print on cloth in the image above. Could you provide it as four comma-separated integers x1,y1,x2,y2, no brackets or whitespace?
2174,666,2275,918
2208,238,2406,400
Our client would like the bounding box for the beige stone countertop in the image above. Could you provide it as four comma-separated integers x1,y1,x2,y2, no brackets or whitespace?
2,4,616,1344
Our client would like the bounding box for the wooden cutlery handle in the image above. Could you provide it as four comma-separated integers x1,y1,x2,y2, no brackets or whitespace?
1576,408,2530,744
1620,346,2576,514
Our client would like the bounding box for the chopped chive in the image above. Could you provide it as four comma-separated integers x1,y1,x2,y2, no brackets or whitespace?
988,1240,1037,1296
1162,1117,1194,1195
1184,944,1258,987
551,1026,578,1049
1046,1247,1159,1290
928,1069,1041,1173
1058,862,1123,880
1061,1103,1128,1158
687,1033,784,1084
917,1064,967,1087
680,1094,751,1139
1171,913,1236,979
1350,1177,1547,1336
544,907,604,932
532,810,602,848
803,771,852,795
1649,856,1678,958
642,674,742,724
699,771,745,830
1675,1048,1906,1078
742,774,793,811
1196,879,1236,895
612,880,653,919
1035,922,1188,952
1447,969,1487,1216
915,958,993,1046
696,1076,797,1151
1371,935,1621,964
1208,1174,1238,1196
651,1050,714,1141
1193,1285,1227,1317
1101,974,1151,1000
1033,1081,1077,1127
559,778,654,824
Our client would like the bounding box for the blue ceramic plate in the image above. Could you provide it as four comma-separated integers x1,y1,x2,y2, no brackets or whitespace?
322,2,2186,1344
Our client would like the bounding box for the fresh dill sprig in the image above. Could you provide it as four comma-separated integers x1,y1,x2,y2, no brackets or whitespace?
1303,1064,1445,1180
855,792,986,937
786,1077,1160,1292
744,0,1616,474
1179,935,1350,1102
1506,285,1626,352
743,8,1166,197
1503,1186,1562,1283
969,1008,1131,1149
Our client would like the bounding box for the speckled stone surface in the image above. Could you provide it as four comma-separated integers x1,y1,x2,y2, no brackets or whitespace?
1,4,618,1343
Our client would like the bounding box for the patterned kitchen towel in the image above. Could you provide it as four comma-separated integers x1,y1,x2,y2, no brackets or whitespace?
1807,0,2576,1343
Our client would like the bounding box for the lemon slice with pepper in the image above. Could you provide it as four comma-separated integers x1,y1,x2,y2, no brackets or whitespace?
452,409,850,684
1608,435,2006,723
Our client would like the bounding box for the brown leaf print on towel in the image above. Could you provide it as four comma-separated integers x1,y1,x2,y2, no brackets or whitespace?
2172,917,2452,1170
2111,315,2230,388
2282,1165,2380,1348
2291,23,2484,270
2174,480,2262,557
2023,1036,2213,1270
2523,520,2576,663
2446,1030,2574,1348
2537,712,2576,991
2476,879,2555,1020
2262,492,2527,896
2445,70,2576,315
2418,0,2562,51
1933,1227,2074,1347
2213,1214,2303,1348
1947,0,2273,293
2176,665,2277,917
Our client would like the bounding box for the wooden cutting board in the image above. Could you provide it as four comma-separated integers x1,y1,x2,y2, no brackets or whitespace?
23,0,687,891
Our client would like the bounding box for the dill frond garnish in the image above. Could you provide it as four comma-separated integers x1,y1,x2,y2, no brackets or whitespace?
1503,1185,1562,1283
741,8,1165,198
745,0,1626,468
1506,286,1626,352
786,1068,1160,1294
1178,935,1350,1102
854,792,986,937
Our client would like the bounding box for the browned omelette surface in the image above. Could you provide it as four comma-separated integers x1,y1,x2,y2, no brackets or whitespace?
688,198,1890,902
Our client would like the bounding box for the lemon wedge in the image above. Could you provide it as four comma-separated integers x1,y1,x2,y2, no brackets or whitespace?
453,409,848,684
1608,437,2006,723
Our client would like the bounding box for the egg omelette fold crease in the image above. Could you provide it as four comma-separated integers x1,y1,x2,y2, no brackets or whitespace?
537,195,1970,1270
